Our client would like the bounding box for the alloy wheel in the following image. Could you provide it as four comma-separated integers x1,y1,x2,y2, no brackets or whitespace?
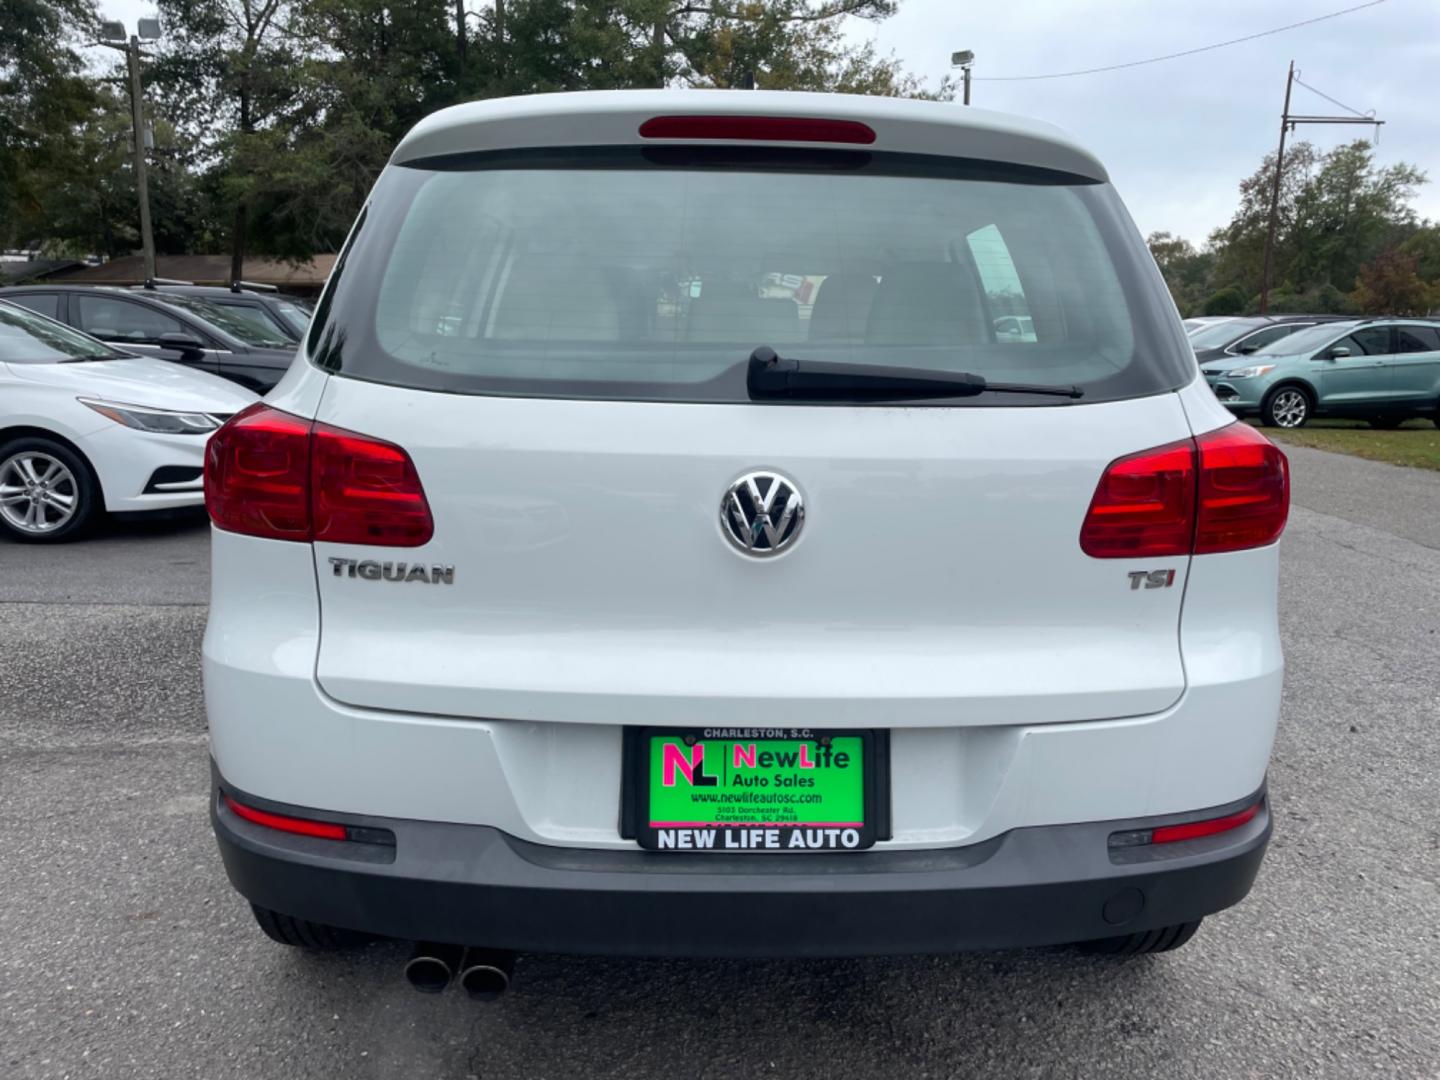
1270,389,1308,428
0,451,81,535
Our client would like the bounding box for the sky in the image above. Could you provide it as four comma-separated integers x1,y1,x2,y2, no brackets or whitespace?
842,0,1440,242
100,0,1439,245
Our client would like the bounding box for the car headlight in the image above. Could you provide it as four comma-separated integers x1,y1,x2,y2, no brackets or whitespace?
1222,364,1276,379
79,398,221,435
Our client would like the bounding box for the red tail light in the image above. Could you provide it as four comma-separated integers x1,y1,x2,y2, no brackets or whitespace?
638,115,876,144
1080,422,1288,558
311,422,433,546
1193,422,1289,554
205,403,433,546
204,404,312,540
1079,438,1196,557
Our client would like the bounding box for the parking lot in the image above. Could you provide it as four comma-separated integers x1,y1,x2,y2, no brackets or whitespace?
0,443,1436,1079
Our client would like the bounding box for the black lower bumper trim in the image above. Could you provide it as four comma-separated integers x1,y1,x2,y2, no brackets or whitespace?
142,465,203,494
211,767,1270,958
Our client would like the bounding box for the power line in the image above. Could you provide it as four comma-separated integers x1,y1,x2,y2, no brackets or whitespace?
972,0,1387,82
1292,73,1370,118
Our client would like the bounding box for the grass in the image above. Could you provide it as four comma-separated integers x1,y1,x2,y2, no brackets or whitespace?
1256,418,1440,471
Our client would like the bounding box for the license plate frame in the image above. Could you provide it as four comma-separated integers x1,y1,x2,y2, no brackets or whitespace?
625,728,888,853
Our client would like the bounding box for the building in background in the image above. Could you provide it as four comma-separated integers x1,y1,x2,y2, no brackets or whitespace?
14,255,337,297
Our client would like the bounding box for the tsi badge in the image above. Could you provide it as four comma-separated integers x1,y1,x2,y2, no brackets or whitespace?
328,557,454,585
1128,568,1177,591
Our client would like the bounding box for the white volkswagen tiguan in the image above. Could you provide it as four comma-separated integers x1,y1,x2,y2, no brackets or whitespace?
204,91,1287,980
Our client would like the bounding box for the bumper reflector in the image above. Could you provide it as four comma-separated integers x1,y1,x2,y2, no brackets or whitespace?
223,794,348,841
1109,799,1263,849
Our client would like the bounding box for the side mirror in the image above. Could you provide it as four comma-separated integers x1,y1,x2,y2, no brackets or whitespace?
1327,345,1351,359
157,331,206,358
1236,343,1261,355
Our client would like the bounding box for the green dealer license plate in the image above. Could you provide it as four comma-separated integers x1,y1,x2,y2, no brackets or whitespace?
638,729,876,852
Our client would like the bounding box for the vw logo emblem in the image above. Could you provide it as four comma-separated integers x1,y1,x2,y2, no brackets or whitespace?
720,471,805,558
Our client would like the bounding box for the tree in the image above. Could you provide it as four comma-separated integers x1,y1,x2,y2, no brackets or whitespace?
229,0,949,258
5,0,952,264
1351,250,1434,316
657,1,944,96
470,1,945,98
1287,141,1426,294
0,0,103,250
250,0,464,257
1202,140,1428,312
1206,141,1318,302
1398,224,1440,284
1146,231,1213,316
1263,282,1356,317
1203,286,1244,317
152,0,303,277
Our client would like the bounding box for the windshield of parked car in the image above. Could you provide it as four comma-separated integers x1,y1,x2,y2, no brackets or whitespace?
153,293,292,348
1256,322,1357,356
305,147,1196,406
274,299,312,330
0,301,127,363
215,301,300,343
1187,318,1262,349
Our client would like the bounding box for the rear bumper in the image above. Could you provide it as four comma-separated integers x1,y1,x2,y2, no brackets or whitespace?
212,766,1270,958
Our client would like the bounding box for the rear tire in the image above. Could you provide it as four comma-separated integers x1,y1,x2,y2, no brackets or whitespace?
250,904,371,951
0,435,101,542
1078,919,1203,956
1261,386,1311,429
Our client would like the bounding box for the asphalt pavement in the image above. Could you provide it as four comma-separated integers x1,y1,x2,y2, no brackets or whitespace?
1,446,1437,1079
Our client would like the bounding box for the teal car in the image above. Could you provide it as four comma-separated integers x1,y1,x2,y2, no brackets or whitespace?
1203,319,1440,428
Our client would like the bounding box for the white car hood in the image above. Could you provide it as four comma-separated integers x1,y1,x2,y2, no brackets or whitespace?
6,358,259,413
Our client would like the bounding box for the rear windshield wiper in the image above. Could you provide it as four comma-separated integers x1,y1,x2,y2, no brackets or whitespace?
746,347,1083,402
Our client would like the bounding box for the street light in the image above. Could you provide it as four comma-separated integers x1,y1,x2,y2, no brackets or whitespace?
96,17,162,283
950,50,975,106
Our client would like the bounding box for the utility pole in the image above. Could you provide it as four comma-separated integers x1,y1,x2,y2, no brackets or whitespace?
1259,60,1384,313
125,38,156,284
1259,63,1294,318
99,20,163,284
456,0,466,69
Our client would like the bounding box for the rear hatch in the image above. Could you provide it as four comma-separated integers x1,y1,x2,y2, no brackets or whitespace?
306,113,1200,727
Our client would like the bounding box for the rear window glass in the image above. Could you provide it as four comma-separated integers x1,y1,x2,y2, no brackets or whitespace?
308,148,1193,405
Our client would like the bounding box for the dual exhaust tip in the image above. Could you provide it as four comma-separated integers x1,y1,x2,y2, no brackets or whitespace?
404,942,515,1000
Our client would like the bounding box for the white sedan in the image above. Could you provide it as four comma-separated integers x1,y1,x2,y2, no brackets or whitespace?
0,300,258,542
